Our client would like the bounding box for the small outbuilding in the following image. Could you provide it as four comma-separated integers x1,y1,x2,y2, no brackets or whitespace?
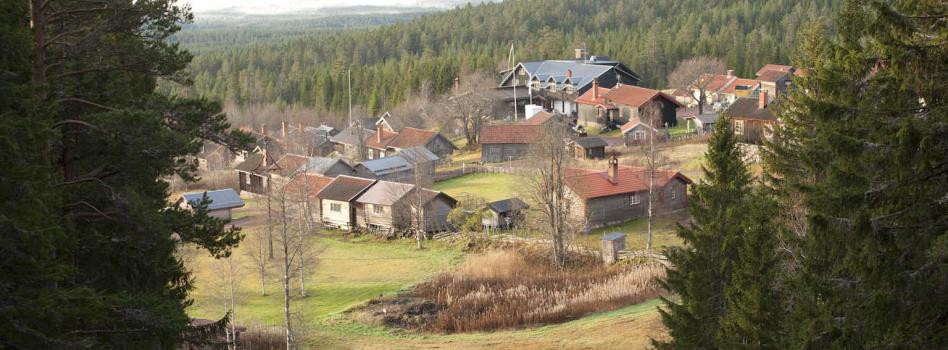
180,189,245,221
571,136,608,159
482,198,530,229
601,232,626,264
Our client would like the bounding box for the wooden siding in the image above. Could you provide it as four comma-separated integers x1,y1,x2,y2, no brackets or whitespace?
481,143,531,163
420,197,454,232
320,199,354,230
426,136,456,159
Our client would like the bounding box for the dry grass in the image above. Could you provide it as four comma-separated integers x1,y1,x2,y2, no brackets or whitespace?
412,249,666,333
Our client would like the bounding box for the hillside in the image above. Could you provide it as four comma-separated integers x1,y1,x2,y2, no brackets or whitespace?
165,0,839,115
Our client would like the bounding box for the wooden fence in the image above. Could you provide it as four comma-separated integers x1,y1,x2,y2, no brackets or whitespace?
433,162,530,181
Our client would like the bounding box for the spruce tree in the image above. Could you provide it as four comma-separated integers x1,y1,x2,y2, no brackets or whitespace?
765,0,947,347
654,116,752,349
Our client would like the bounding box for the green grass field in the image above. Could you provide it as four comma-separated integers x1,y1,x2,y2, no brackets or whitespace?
434,173,523,202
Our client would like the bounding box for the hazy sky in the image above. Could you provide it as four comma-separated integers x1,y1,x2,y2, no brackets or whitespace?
184,0,449,14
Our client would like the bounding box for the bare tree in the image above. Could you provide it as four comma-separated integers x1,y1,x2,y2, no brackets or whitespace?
667,56,727,115
446,72,504,148
634,102,670,251
526,121,574,268
404,166,436,249
243,229,270,296
210,256,241,349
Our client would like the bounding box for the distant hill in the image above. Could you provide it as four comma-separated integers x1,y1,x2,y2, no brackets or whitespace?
165,0,839,115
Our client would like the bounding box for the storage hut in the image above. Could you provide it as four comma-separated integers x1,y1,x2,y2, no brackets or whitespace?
601,232,626,264
179,189,245,221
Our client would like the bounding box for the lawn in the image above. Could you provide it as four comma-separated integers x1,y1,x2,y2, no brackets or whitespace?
433,172,523,202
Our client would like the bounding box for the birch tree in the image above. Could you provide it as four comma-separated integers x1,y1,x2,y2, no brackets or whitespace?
527,121,574,268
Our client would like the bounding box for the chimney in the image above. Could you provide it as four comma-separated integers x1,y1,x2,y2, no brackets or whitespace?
727,69,735,77
575,48,586,60
453,76,461,92
281,121,287,138
592,79,600,100
261,123,267,136
566,69,572,78
759,90,768,109
298,123,303,133
376,125,383,144
607,153,619,184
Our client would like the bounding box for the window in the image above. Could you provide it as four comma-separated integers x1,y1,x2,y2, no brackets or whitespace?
634,131,646,140
670,189,677,200
330,203,342,212
734,120,745,135
629,194,640,206
373,204,384,214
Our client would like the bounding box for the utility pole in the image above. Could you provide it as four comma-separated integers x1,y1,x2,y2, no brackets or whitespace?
347,69,352,126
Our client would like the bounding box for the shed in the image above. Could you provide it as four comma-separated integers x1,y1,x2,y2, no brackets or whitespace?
601,232,626,264
572,136,608,159
482,198,530,229
180,189,245,221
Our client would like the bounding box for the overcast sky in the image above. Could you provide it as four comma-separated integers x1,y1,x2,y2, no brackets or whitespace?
184,0,455,14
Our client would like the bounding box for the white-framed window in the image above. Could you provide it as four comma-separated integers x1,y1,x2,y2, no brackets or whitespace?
373,204,384,214
670,189,677,200
330,203,342,212
734,120,745,135
634,131,646,140
629,194,640,206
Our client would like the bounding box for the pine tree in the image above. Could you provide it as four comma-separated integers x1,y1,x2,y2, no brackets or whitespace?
654,116,752,349
765,0,947,347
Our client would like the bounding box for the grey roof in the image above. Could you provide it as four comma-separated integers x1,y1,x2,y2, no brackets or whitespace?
235,153,266,173
574,136,608,149
397,146,439,164
355,181,415,206
315,175,376,201
182,189,245,210
685,113,720,124
376,112,404,131
504,59,640,92
602,232,626,242
358,155,413,176
486,198,529,214
723,97,777,121
330,126,372,146
302,157,350,175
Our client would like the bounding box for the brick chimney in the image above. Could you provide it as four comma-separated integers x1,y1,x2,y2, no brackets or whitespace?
281,121,287,138
607,153,619,184
592,79,600,100
298,123,303,133
376,125,383,144
575,48,586,60
261,123,267,136
566,69,572,78
759,90,768,109
727,69,735,77
453,75,461,92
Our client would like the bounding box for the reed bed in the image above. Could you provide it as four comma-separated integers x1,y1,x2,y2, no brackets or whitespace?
413,249,666,333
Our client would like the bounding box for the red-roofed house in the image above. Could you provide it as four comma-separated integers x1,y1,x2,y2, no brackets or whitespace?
565,155,692,229
691,70,762,106
284,173,334,222
365,126,456,160
755,64,796,97
479,124,544,163
575,82,682,129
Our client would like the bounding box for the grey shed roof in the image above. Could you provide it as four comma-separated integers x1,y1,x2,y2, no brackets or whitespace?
359,156,413,176
685,113,720,124
398,146,440,164
315,175,376,201
330,126,372,146
182,189,245,210
602,232,626,242
302,157,350,175
486,198,529,214
234,153,266,173
574,136,608,149
504,59,641,91
355,181,415,206
723,97,777,121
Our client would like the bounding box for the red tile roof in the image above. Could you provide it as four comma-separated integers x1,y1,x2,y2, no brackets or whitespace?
756,64,794,76
619,121,658,134
695,73,736,93
574,86,614,108
515,111,555,125
565,166,693,200
365,129,399,149
480,124,544,144
603,85,683,108
283,174,333,198
721,78,761,94
271,154,310,177
757,69,790,83
387,127,438,149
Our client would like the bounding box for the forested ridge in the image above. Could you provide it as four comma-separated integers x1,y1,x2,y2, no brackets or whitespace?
165,0,839,115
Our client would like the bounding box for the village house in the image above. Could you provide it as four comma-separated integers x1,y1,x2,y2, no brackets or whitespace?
575,83,683,129
691,70,761,106
353,155,417,182
195,141,236,171
283,173,334,223
756,64,797,97
482,198,529,229
565,155,692,229
300,156,356,177
329,125,373,158
179,189,245,221
620,121,662,145
353,181,415,234
412,188,458,233
268,153,312,183
498,49,641,116
723,92,778,144
571,136,608,159
479,124,544,163
315,175,377,230
680,112,720,133
395,146,440,177
365,126,457,160
234,152,278,195
288,124,338,157
374,111,403,132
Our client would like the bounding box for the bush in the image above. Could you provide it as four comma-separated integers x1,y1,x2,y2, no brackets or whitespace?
447,208,481,232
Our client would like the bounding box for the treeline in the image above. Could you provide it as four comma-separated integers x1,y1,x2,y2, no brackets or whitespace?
163,0,839,116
